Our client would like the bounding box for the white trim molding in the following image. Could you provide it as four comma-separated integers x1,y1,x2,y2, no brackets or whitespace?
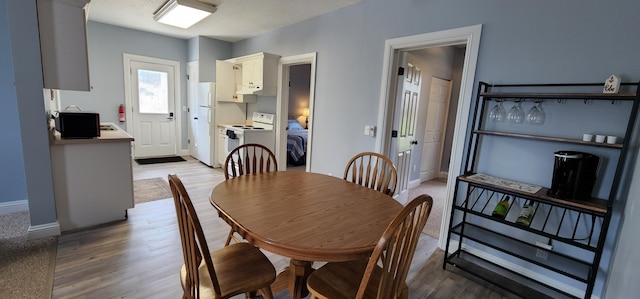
28,221,61,239
0,200,29,215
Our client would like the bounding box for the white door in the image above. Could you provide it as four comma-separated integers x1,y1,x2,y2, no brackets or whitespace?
130,60,177,158
421,77,452,181
187,61,199,159
393,53,422,204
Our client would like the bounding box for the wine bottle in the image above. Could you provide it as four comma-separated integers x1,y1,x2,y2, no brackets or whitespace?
516,201,535,227
491,196,510,219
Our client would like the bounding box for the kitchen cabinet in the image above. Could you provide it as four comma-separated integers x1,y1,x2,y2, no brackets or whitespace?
444,81,640,299
238,53,279,96
37,0,91,91
216,60,256,103
50,123,135,231
217,126,227,165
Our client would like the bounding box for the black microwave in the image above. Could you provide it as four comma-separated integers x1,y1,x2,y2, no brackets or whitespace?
54,112,100,139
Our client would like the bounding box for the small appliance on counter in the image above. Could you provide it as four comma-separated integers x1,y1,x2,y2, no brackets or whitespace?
54,105,100,139
548,151,599,200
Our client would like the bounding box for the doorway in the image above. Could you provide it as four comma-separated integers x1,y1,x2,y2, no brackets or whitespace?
377,25,483,248
276,53,317,171
123,53,182,159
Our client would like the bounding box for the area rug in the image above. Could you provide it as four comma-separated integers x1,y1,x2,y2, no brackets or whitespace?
0,211,57,299
134,156,186,165
133,177,173,204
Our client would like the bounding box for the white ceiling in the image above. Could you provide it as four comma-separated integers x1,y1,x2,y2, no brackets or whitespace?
86,0,363,42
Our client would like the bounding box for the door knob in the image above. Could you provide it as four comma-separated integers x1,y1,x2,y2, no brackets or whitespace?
167,112,174,120
410,140,418,145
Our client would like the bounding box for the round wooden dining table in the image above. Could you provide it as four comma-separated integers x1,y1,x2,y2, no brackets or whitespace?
210,171,403,299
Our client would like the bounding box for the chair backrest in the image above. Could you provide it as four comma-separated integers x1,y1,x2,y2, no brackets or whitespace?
224,143,278,180
343,152,398,196
357,194,433,299
169,174,222,298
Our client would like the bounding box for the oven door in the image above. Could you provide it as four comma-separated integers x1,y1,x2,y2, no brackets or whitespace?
225,129,242,156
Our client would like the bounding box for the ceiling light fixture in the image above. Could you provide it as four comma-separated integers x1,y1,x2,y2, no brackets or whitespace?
153,0,217,29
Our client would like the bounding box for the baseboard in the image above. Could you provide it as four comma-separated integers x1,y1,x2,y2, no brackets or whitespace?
0,200,29,215
408,178,421,189
28,221,61,239
445,240,598,299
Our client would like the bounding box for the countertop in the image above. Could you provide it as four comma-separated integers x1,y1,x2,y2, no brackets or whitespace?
50,122,134,145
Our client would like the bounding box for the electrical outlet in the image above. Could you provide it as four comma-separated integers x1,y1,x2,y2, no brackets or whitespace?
536,248,549,260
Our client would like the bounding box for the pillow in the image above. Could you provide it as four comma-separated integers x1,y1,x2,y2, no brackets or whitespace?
287,119,304,130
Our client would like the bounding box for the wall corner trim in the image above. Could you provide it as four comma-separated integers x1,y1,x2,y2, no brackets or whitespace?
28,221,61,239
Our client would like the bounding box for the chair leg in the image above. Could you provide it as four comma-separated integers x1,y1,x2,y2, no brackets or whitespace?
261,287,274,299
224,227,234,246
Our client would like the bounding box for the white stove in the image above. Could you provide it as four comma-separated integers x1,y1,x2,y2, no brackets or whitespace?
223,112,276,158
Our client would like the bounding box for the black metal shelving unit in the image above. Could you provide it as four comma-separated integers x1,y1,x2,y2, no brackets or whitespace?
444,81,640,299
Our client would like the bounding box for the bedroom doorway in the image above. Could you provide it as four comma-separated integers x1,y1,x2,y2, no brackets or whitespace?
276,53,317,171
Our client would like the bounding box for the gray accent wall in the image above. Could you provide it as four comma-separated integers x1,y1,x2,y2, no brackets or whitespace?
3,0,640,297
58,21,189,144
0,0,27,205
231,0,640,297
4,0,56,225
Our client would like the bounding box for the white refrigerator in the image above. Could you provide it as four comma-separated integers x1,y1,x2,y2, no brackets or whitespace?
197,82,245,167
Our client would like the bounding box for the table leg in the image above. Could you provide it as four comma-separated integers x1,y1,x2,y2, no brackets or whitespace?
288,259,313,299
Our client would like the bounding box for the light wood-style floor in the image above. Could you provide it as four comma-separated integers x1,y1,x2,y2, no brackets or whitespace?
52,156,519,298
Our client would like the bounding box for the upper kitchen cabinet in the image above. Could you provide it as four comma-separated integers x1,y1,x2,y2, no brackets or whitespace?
216,60,256,103
236,52,280,96
37,0,91,91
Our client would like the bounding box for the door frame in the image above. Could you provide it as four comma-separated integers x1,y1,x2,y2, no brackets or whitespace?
187,61,199,159
276,52,317,171
123,53,182,158
376,25,482,249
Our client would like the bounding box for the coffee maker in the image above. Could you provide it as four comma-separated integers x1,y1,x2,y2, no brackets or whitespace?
548,151,599,200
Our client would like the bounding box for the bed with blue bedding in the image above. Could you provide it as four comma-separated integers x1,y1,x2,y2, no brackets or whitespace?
286,120,308,166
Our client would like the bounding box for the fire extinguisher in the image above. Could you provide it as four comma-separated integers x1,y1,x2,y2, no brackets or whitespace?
119,104,125,123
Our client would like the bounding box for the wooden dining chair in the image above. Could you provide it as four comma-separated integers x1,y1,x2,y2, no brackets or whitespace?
168,174,276,299
306,194,433,299
224,143,278,180
343,152,398,196
223,143,278,246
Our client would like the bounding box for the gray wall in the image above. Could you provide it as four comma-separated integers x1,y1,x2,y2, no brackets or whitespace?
3,0,640,297
57,25,233,151
229,0,640,297
441,47,465,173
58,22,189,144
0,0,27,205
5,0,56,225
288,64,311,124
232,0,640,177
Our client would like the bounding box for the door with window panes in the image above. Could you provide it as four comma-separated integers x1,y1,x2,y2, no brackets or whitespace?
392,53,421,203
130,60,177,158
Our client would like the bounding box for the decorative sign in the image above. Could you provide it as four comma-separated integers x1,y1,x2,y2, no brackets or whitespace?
603,74,621,94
